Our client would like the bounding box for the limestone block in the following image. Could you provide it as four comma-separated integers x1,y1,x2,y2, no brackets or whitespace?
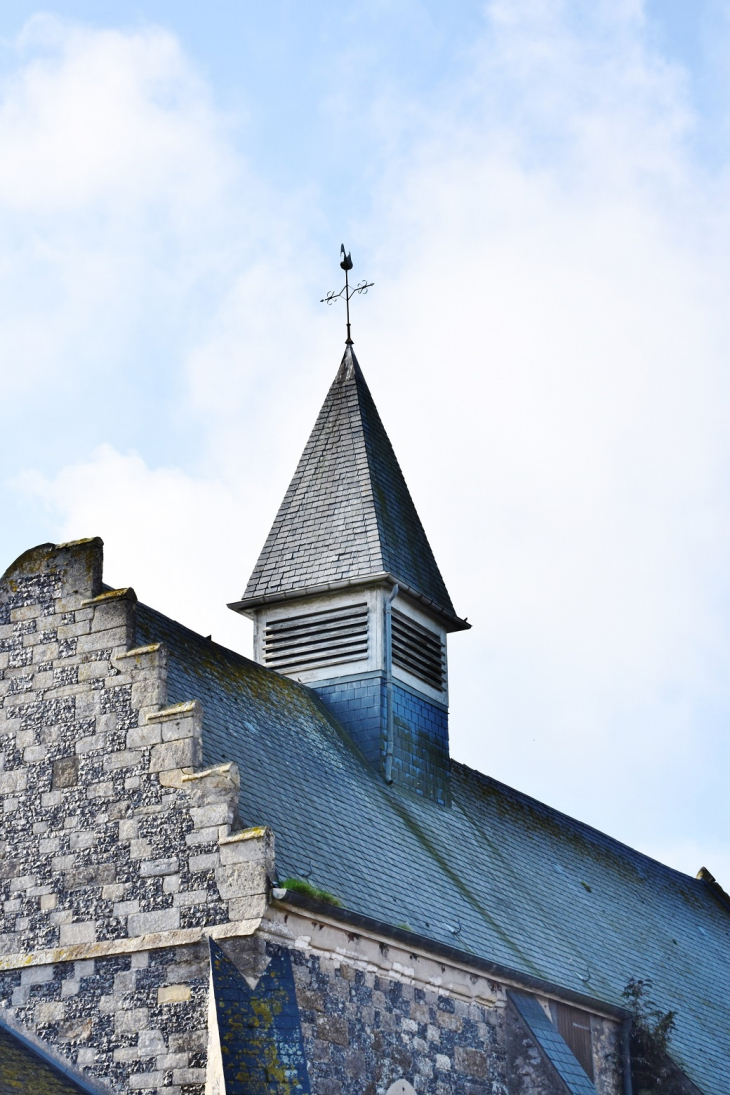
158,984,191,1004
126,723,162,749
147,700,201,728
138,1030,166,1053
172,889,209,908
129,839,153,859
23,746,47,763
140,858,179,877
219,826,275,876
69,831,96,852
77,662,110,683
189,802,231,829
228,893,268,921
20,965,53,986
113,1047,141,1064
185,826,221,847
103,749,142,772
35,1001,65,1026
129,1072,163,1090
77,627,130,654
9,874,37,893
119,819,139,840
149,737,201,774
59,921,97,945
157,1053,188,1070
172,1068,206,1085
188,852,218,873
86,781,113,800
215,863,268,900
115,642,166,668
76,733,106,755
131,679,165,710
113,900,139,917
0,769,28,794
127,907,180,936
114,970,137,994
115,1007,150,1033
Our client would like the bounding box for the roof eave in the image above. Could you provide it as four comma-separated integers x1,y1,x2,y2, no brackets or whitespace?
271,889,626,1022
228,572,471,632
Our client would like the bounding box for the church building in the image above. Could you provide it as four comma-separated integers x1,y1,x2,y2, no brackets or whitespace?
0,327,728,1093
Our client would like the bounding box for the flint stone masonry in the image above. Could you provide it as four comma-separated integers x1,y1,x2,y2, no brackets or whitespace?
0,539,275,1094
0,944,208,1090
214,924,620,1095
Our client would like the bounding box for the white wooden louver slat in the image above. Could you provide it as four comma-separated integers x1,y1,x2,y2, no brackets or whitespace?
391,610,444,690
264,603,368,672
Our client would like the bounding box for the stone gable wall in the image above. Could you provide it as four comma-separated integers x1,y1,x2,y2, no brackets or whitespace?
0,539,273,1095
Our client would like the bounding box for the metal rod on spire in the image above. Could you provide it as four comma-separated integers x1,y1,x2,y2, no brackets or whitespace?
320,245,374,344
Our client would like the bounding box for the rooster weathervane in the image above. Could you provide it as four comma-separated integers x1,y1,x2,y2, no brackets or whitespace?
321,245,374,344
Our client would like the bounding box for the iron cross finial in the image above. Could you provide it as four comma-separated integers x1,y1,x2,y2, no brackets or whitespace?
321,244,373,344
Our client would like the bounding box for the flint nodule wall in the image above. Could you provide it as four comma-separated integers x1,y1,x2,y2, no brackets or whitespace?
0,539,619,1095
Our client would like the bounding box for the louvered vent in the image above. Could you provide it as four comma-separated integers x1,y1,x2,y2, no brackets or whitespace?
263,603,368,672
392,610,445,691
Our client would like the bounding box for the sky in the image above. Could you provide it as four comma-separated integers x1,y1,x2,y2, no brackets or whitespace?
2,0,730,884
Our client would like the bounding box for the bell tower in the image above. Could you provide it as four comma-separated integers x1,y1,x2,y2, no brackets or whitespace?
229,342,469,805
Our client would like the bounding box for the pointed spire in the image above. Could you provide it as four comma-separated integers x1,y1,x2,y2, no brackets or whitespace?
235,346,466,629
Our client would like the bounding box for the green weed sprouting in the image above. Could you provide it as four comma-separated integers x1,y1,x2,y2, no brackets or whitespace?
622,978,679,1094
278,877,342,907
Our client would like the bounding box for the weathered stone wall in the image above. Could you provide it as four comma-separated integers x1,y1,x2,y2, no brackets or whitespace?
293,948,507,1095
214,926,617,1095
0,539,273,1094
0,943,208,1091
590,1016,622,1095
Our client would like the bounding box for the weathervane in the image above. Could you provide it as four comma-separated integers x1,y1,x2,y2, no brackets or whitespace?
321,245,374,344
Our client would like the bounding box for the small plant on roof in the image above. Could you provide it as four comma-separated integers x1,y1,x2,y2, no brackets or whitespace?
279,877,342,907
622,978,680,1094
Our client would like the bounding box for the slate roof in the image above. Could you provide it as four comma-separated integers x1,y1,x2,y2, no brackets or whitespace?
136,601,730,1095
237,346,460,623
0,1017,103,1095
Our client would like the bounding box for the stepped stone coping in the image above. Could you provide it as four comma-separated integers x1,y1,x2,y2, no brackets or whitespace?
220,825,269,846
146,700,201,723
181,762,236,782
115,643,163,660
81,587,137,607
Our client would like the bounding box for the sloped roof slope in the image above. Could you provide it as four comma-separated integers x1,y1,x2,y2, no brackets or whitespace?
240,346,456,618
137,602,730,1095
0,1022,102,1095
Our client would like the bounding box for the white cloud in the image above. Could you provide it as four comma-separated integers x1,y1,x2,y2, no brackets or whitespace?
17,445,253,654
7,2,730,875
354,0,730,855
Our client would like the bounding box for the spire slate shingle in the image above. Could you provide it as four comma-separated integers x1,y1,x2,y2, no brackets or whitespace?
240,345,459,621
